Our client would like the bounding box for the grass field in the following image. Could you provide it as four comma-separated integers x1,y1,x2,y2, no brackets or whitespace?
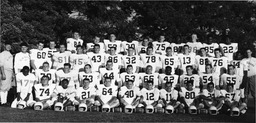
0,98,255,122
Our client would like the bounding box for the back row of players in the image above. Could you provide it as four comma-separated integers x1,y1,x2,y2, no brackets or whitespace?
11,33,248,115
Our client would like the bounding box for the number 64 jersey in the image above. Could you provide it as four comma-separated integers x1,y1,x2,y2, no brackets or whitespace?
96,85,118,104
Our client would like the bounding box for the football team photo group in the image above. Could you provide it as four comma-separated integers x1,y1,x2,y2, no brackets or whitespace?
1,0,256,122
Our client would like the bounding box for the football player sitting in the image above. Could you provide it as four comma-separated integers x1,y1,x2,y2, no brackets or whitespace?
33,75,56,110
178,80,200,114
52,79,76,111
118,79,141,114
95,77,120,113
158,82,179,114
74,78,97,112
138,80,160,113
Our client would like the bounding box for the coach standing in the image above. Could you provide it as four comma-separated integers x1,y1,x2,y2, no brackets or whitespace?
0,42,13,105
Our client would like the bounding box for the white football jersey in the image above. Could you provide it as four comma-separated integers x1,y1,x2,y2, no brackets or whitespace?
186,42,203,54
180,74,200,88
158,74,179,88
105,54,123,70
76,87,97,100
220,89,240,103
122,41,139,54
179,53,196,73
140,88,160,105
52,51,71,70
78,71,100,88
70,54,90,71
199,73,219,89
35,69,56,84
53,85,76,100
140,54,161,72
87,52,106,72
229,60,247,79
86,42,105,53
152,41,171,55
219,43,238,61
119,86,141,105
159,89,178,103
139,73,159,87
56,70,79,88
99,68,120,84
30,49,52,69
220,74,241,90
170,43,185,55
104,39,122,53
43,48,58,60
16,73,36,99
96,85,118,104
122,55,141,73
195,55,211,73
34,84,55,100
180,87,200,106
202,43,219,57
160,55,180,74
14,52,30,74
209,57,229,75
202,89,221,99
66,38,83,52
120,72,141,87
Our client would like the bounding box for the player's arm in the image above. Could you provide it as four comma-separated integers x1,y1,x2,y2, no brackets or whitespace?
0,65,6,80
118,89,129,106
16,77,22,101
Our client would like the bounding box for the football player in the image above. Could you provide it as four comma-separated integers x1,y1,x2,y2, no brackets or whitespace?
44,41,58,64
152,35,170,55
219,38,238,61
87,44,106,72
209,48,229,76
202,36,219,57
74,78,97,110
160,47,181,74
70,45,90,71
35,62,56,85
104,34,122,54
140,46,161,72
220,65,241,90
179,45,197,74
119,79,141,108
120,65,141,87
30,41,51,70
122,47,141,73
33,75,56,110
180,65,200,89
186,34,203,54
137,37,153,54
56,63,79,89
105,46,123,71
159,66,179,89
14,42,30,74
66,32,84,53
158,82,180,111
99,60,121,87
86,36,105,53
139,65,159,89
52,43,71,70
199,64,219,90
122,36,139,55
195,48,211,73
52,79,76,111
11,66,36,109
178,80,200,114
78,64,100,88
95,77,120,110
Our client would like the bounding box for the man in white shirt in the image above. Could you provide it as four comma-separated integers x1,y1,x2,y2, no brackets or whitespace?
66,32,84,53
0,43,14,105
14,42,30,74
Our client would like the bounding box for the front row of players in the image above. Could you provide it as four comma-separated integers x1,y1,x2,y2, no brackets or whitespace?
10,66,246,116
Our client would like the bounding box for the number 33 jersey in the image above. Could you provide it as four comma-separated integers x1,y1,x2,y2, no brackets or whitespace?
34,84,55,100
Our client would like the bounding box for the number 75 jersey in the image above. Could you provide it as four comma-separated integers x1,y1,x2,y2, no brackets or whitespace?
34,84,55,100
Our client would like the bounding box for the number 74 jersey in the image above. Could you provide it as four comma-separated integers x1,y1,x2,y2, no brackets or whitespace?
34,84,55,100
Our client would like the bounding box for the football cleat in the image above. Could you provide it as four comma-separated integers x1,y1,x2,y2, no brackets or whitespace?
230,107,240,116
78,103,88,112
135,107,145,113
65,105,75,111
113,107,122,113
209,106,218,115
124,105,133,114
165,105,174,114
34,102,43,111
102,104,111,113
17,101,27,109
155,107,164,113
189,106,197,114
198,109,208,114
90,105,99,112
145,105,154,114
54,102,64,111
175,108,185,114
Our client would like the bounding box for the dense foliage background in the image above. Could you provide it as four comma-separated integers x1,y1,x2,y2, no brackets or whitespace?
1,0,256,53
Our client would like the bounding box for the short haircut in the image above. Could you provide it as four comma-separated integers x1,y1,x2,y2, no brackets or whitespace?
41,75,49,81
183,45,189,48
94,44,100,48
207,82,214,87
84,64,91,68
38,41,44,45
64,63,71,68
186,80,194,86
59,43,66,48
165,82,172,86
83,78,90,82
110,46,116,51
76,45,83,49
127,65,133,68
104,77,112,81
20,42,28,47
186,65,193,70
228,64,235,69
147,46,153,51
166,47,172,51
214,48,220,52
147,80,154,85
205,64,212,68
43,62,49,66
126,79,134,83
